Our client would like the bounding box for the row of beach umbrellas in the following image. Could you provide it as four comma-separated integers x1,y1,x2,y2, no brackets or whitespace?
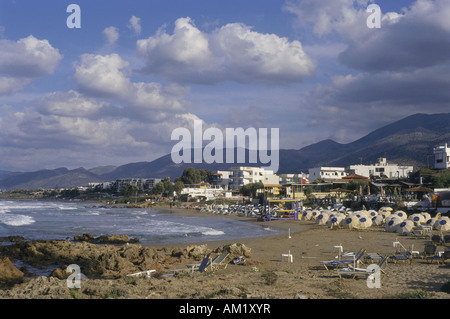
301,206,450,233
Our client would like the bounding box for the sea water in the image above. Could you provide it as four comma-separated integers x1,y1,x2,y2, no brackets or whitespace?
0,200,282,245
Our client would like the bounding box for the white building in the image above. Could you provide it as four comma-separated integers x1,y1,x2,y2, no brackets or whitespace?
348,158,413,179
278,173,308,185
308,167,347,183
112,178,161,193
228,166,280,190
434,143,450,169
180,183,230,200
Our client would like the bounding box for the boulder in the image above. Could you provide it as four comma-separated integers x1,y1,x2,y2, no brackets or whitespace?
0,257,24,282
73,233,94,242
224,243,252,258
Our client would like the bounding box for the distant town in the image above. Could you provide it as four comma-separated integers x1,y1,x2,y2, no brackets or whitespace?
1,143,450,213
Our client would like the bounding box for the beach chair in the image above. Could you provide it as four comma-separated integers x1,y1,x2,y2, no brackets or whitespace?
185,253,212,273
320,249,366,271
364,252,383,264
337,256,388,279
431,234,443,246
208,252,229,271
441,250,450,265
443,235,450,246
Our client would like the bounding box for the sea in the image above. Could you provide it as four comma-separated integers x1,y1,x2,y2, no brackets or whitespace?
0,200,283,246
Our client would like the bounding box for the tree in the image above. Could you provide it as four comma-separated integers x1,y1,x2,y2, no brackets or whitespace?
432,171,450,188
174,180,184,196
241,182,264,197
177,167,212,185
120,184,139,197
150,182,164,195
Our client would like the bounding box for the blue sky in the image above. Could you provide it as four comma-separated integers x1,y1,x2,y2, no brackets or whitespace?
1,0,449,172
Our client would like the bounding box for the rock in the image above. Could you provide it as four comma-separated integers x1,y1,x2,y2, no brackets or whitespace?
50,267,69,280
187,244,209,258
0,236,25,242
224,243,252,258
73,233,94,242
96,234,138,244
0,257,24,282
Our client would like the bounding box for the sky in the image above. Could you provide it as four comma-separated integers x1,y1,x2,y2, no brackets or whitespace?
0,0,449,172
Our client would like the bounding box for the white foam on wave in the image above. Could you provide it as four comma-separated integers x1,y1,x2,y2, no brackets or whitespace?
202,229,225,236
58,205,77,210
0,214,35,226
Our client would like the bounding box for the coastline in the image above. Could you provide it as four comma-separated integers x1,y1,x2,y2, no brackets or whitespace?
1,201,450,299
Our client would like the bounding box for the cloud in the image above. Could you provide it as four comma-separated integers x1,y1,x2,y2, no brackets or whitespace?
282,0,371,37
136,17,315,84
281,0,450,143
128,16,142,35
73,53,189,122
0,35,63,95
103,26,119,45
338,0,450,72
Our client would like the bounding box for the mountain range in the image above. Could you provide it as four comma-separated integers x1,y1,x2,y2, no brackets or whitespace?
1,112,449,190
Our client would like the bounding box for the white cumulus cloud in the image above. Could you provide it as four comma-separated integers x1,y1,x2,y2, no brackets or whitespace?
136,17,315,84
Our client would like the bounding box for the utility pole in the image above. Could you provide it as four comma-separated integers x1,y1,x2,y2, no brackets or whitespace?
424,154,432,169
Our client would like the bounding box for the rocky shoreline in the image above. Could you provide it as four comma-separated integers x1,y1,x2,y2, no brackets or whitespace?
0,234,253,299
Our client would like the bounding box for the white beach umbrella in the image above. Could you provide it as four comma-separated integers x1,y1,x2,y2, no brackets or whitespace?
301,210,313,221
434,217,450,231
327,214,344,228
395,220,415,234
316,212,330,225
367,210,378,218
385,216,401,232
372,214,385,226
426,217,438,228
357,216,373,229
311,210,320,220
378,208,391,217
352,211,368,218
393,210,408,221
409,213,426,225
421,212,432,222
341,215,358,229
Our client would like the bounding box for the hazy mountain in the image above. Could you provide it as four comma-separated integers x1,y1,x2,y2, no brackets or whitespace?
1,113,449,190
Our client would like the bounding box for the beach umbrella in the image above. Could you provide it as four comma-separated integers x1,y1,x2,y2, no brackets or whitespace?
327,214,344,228
409,213,426,225
434,217,450,231
395,220,415,234
372,214,385,226
351,211,367,219
367,210,378,218
393,210,407,221
357,216,373,229
316,212,330,225
378,208,391,217
421,212,431,221
301,210,313,221
426,217,438,228
341,215,358,229
311,210,320,220
385,216,401,232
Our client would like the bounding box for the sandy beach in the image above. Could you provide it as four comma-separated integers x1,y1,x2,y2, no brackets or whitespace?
0,205,450,302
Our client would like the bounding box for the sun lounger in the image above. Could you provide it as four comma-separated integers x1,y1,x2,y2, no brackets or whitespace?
320,248,366,271
337,256,388,279
364,252,383,263
127,269,156,278
209,252,229,271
